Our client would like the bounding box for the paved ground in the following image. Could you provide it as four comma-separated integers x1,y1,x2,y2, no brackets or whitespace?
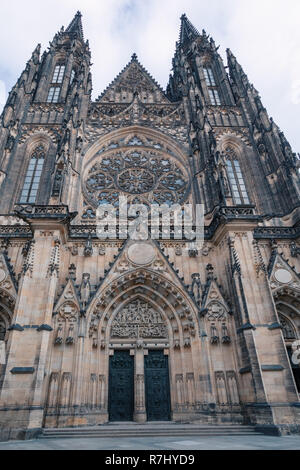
0,435,299,450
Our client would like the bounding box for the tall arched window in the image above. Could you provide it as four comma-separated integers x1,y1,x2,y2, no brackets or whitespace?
203,67,221,106
47,63,65,103
225,147,250,205
19,145,45,204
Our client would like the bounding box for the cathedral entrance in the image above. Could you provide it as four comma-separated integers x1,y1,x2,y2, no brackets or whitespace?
145,350,171,421
108,350,134,421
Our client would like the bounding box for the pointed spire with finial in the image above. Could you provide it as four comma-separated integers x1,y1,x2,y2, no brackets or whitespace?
179,13,200,45
65,11,84,40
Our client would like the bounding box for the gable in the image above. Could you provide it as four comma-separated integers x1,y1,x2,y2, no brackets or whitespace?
268,252,300,292
98,56,170,104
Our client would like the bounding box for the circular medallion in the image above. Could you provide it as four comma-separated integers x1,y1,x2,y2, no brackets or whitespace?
118,168,155,194
127,243,156,266
274,269,292,284
0,269,5,283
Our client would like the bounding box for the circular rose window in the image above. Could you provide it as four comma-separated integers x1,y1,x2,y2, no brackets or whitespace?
118,168,155,194
83,147,189,208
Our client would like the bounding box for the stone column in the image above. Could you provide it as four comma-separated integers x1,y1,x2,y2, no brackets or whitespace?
0,206,71,440
133,346,147,423
229,231,300,433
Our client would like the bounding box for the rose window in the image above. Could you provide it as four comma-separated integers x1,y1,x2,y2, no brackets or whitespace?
84,148,189,208
118,168,155,194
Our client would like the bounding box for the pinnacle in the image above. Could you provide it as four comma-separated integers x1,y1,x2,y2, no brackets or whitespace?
179,13,200,45
65,11,84,40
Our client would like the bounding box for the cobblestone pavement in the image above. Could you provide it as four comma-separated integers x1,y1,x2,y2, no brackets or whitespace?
0,435,299,450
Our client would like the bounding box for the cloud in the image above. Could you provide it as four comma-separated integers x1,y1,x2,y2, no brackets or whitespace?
0,81,6,110
0,0,299,150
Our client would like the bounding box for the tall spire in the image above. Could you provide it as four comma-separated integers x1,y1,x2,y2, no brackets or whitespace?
179,13,200,45
65,11,84,40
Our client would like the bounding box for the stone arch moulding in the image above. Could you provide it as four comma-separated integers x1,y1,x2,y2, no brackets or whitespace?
86,268,200,349
82,125,190,174
79,124,192,216
278,312,298,341
215,130,251,151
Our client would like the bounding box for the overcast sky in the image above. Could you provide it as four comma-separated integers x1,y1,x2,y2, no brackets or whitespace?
0,0,299,151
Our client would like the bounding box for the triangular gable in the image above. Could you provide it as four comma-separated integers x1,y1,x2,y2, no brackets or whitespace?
268,252,300,291
53,278,81,314
201,277,230,313
97,55,170,104
88,238,200,314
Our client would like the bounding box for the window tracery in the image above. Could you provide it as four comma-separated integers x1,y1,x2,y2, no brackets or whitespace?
225,147,250,205
19,145,45,204
83,145,189,209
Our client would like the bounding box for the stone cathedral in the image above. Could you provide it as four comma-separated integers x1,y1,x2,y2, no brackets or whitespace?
0,12,299,440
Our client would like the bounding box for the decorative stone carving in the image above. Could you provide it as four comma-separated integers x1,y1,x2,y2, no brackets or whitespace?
191,273,201,303
80,273,91,308
279,314,296,340
207,302,227,321
210,324,219,344
111,299,168,339
84,234,93,257
83,147,189,209
127,243,155,266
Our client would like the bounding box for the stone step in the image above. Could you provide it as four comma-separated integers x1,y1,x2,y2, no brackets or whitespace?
40,424,263,439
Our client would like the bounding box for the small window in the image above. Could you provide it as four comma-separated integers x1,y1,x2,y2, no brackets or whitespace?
47,87,60,103
19,146,45,204
52,65,65,84
70,69,75,85
203,67,216,87
208,89,221,106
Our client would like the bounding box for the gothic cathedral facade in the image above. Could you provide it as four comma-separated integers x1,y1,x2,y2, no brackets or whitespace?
0,12,299,440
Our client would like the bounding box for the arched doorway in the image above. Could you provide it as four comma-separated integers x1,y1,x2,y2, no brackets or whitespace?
275,292,300,394
107,297,171,422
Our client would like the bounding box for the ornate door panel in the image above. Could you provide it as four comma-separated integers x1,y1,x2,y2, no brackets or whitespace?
145,350,171,421
108,351,134,421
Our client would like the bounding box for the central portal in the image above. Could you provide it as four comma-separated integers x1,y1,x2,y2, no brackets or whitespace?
108,350,134,421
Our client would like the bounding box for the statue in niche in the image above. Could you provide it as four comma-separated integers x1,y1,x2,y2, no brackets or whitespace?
80,273,91,308
191,273,201,303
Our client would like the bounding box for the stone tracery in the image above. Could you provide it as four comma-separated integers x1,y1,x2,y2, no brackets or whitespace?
83,141,189,209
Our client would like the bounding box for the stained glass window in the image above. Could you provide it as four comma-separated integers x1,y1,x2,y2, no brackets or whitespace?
19,146,45,204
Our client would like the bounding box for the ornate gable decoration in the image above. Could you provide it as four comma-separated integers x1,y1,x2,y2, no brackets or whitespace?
201,279,230,320
268,253,300,292
201,278,232,345
97,56,170,104
53,278,81,315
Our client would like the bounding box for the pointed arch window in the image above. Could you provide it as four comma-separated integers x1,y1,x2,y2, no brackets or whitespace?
52,65,65,84
204,67,221,106
47,64,65,103
225,148,250,205
19,145,45,204
47,87,60,103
